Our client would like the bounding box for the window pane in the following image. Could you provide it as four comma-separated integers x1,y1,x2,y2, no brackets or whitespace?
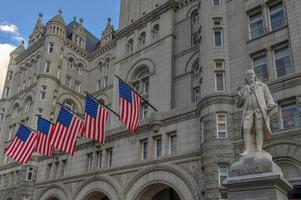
274,46,292,77
249,11,264,39
156,138,162,157
269,2,285,30
216,74,224,91
170,135,177,155
214,31,222,46
252,53,268,81
213,0,220,6
281,102,299,129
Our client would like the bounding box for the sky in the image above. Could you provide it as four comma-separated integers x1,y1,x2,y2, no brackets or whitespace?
0,0,120,96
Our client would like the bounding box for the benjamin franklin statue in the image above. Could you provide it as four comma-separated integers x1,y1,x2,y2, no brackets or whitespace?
236,70,277,154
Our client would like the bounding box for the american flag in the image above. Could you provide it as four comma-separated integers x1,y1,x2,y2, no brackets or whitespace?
36,117,54,157
119,79,142,134
50,106,82,155
82,95,109,144
5,124,37,164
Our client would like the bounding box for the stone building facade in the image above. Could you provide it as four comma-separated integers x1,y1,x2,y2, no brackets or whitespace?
0,0,301,199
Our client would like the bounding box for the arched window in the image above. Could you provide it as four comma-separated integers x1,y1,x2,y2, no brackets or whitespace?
105,58,110,70
24,97,33,112
191,10,199,24
98,61,103,73
77,63,84,75
132,67,150,119
126,39,133,53
68,58,75,70
191,60,202,102
139,32,146,46
63,99,76,112
12,104,19,119
152,24,160,39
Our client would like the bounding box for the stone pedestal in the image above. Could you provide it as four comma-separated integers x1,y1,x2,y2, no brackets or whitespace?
224,151,293,200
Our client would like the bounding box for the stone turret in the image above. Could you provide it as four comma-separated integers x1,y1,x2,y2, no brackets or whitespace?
28,13,46,46
46,9,66,38
100,17,115,46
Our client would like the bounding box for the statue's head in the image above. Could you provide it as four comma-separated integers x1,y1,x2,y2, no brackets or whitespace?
245,70,256,84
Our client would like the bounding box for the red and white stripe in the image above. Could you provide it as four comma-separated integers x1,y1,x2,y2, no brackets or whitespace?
82,107,109,144
5,132,37,164
50,117,82,155
36,131,53,157
119,92,142,134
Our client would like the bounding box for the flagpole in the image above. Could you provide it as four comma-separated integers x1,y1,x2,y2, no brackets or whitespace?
83,91,120,118
35,114,55,125
114,75,158,111
56,103,84,119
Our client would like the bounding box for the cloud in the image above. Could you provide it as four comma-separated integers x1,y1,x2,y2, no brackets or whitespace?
0,43,16,97
0,22,24,42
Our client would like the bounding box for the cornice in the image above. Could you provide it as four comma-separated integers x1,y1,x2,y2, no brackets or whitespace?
15,37,45,63
88,41,117,61
197,93,235,112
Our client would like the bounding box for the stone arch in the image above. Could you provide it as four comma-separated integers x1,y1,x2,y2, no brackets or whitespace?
265,142,301,179
22,90,36,104
8,98,21,114
58,93,83,113
264,142,301,162
103,53,114,60
126,58,155,82
74,176,122,200
35,183,73,200
186,4,199,17
124,164,201,200
2,191,14,200
94,93,111,105
185,52,199,73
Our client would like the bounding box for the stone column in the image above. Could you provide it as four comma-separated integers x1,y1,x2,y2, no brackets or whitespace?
223,151,292,200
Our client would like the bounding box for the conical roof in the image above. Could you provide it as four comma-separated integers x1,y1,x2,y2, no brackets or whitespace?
48,10,65,26
10,41,25,55
30,13,45,36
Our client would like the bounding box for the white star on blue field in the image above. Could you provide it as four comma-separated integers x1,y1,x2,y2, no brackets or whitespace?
0,0,120,96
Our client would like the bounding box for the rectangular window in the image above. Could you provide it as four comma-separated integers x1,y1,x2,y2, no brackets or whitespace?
46,163,52,178
75,80,81,92
27,78,31,87
17,84,21,92
200,119,204,143
45,61,50,74
219,164,228,185
97,79,101,90
269,1,285,30
53,161,59,178
216,73,225,91
96,151,102,169
252,52,268,81
60,159,67,176
86,153,93,171
214,29,222,47
107,149,113,167
193,86,201,102
169,134,177,155
214,59,224,69
8,71,13,80
48,42,54,54
249,11,264,39
280,101,299,129
141,140,148,160
274,44,292,77
213,0,220,6
155,137,162,158
140,103,149,119
23,194,30,200
4,87,9,97
40,91,46,101
104,76,108,88
213,18,222,26
192,32,200,46
26,166,33,181
65,75,72,87
217,113,227,138
220,191,228,200
142,77,149,95
57,66,61,78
